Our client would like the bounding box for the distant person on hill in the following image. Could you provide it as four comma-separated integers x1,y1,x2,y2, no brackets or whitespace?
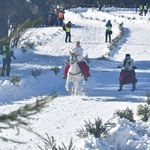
105,20,112,43
64,21,72,43
135,3,138,13
51,9,58,26
117,54,137,91
139,5,143,16
46,11,52,26
98,3,102,11
58,10,64,26
143,5,148,16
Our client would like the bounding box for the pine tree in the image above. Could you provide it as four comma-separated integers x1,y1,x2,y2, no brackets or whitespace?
0,92,57,143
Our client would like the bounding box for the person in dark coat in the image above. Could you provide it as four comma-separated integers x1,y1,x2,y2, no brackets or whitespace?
46,12,52,26
105,20,112,43
0,43,16,76
52,10,58,26
118,54,137,91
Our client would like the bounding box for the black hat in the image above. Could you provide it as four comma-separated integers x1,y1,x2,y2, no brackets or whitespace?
125,54,130,58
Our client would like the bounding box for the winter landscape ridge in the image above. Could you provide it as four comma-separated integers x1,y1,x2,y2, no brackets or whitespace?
0,7,150,150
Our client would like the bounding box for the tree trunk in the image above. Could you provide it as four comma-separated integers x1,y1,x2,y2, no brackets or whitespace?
0,1,9,40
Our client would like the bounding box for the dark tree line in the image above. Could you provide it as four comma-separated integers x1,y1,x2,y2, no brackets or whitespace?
0,0,55,45
0,0,149,46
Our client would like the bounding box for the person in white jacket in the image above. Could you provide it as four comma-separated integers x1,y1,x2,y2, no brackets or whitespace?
71,41,83,62
63,41,90,81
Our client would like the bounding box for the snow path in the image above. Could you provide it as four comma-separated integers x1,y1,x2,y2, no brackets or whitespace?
0,9,150,150
113,22,150,61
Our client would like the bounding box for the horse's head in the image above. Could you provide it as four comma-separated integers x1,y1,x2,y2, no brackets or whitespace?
65,51,85,95
69,52,77,64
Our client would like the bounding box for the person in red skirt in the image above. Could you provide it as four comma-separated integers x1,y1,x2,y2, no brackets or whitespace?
118,54,137,91
63,41,91,81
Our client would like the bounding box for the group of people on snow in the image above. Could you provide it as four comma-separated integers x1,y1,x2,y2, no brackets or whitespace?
139,4,148,16
0,17,137,92
62,17,137,91
105,20,112,43
44,9,65,27
63,19,112,44
63,41,137,91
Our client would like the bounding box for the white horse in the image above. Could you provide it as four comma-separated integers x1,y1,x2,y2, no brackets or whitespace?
65,52,86,95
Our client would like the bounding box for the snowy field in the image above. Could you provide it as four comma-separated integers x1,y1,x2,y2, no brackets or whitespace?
0,7,150,150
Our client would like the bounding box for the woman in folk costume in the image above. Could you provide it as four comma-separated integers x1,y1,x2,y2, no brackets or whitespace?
63,41,91,81
118,54,137,91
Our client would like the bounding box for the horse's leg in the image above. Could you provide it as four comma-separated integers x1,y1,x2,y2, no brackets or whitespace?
81,79,86,92
74,82,79,95
65,78,70,91
72,86,75,94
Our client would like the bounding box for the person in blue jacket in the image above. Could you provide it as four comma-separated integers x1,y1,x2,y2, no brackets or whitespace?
105,20,112,43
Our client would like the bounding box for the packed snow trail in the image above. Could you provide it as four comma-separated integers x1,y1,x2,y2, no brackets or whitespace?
0,9,149,103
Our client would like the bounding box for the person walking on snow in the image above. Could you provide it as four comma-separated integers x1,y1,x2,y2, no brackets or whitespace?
63,41,91,81
139,5,143,16
65,21,72,43
143,5,148,16
105,20,112,43
0,43,16,76
118,54,137,91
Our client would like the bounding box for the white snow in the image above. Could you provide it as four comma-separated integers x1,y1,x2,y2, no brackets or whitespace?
0,7,150,150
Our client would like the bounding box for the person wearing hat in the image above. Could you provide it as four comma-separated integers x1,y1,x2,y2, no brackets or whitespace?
65,21,72,43
105,20,112,43
118,54,137,91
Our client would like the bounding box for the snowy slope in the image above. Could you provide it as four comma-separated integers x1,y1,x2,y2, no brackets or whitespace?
0,8,149,150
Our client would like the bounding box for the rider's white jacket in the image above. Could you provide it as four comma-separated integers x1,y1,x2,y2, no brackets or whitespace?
71,46,84,62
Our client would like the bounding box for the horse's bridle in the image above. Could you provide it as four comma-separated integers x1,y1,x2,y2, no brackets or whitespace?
69,53,82,75
70,53,77,64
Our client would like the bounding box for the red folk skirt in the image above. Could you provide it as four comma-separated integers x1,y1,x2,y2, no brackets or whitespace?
119,70,137,85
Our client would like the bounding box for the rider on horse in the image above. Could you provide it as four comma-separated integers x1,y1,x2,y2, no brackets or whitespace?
63,41,91,81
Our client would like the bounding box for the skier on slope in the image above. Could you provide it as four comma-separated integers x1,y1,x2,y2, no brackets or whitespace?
118,54,137,91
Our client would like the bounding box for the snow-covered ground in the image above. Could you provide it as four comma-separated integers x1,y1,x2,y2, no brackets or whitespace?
0,8,150,150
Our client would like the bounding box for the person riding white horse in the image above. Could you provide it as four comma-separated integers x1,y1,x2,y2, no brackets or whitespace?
65,51,86,94
63,41,91,81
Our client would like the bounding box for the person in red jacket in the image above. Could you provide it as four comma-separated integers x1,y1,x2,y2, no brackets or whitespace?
58,10,64,26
